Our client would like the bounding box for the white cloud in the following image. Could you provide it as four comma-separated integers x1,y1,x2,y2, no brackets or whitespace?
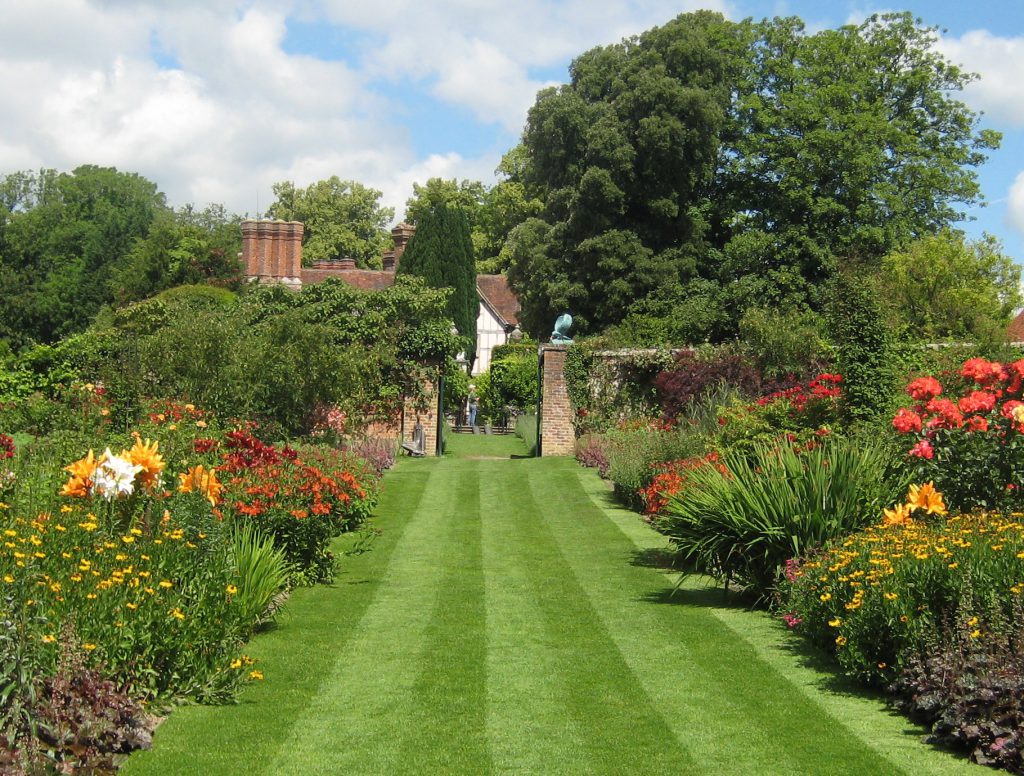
0,0,738,218
320,0,730,130
937,31,1024,128
1009,170,1024,237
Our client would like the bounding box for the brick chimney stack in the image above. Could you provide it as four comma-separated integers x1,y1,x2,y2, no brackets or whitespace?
391,222,415,268
241,220,303,288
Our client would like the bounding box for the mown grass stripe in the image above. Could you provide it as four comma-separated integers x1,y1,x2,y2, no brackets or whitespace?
534,459,905,775
264,460,465,774
121,465,434,776
482,460,697,773
572,463,984,776
392,459,492,773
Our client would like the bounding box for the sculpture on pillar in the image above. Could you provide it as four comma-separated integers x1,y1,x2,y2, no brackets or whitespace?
551,313,573,344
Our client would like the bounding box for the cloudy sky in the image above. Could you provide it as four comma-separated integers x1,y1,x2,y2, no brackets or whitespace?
2,0,1022,260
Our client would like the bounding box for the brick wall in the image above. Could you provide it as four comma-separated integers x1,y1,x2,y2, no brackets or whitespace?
541,344,574,456
402,374,439,456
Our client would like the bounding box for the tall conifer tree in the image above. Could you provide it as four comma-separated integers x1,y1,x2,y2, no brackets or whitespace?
398,202,478,367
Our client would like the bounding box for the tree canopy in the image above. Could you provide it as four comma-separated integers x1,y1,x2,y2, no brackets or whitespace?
0,166,169,347
505,11,1001,341
397,202,478,365
880,231,1021,342
267,177,394,269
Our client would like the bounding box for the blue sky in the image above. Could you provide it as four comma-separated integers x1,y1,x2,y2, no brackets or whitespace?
1,0,1022,262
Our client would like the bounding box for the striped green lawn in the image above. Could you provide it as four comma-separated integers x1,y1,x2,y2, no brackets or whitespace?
122,435,983,775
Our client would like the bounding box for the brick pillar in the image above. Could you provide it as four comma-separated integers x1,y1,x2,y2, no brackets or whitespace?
401,373,439,457
541,344,574,456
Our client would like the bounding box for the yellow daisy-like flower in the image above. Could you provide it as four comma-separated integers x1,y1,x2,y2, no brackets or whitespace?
828,618,842,627
83,643,97,651
249,670,264,680
226,584,238,595
819,593,831,602
835,636,847,647
41,634,56,644
169,608,186,620
159,580,173,589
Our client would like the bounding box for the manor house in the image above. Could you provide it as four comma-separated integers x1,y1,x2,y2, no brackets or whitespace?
240,220,521,374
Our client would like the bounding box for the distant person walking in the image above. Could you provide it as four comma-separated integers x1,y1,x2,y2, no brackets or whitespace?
467,385,479,428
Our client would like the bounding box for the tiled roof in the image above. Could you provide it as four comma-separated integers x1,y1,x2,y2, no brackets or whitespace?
1009,310,1024,342
300,268,397,291
476,274,520,327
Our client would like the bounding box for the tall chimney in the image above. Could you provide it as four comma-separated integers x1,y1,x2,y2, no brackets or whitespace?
240,219,304,288
391,222,415,268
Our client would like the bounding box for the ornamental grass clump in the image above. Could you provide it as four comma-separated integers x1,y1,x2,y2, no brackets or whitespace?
656,434,898,596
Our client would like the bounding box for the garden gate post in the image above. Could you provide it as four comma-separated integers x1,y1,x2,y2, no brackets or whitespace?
539,343,574,456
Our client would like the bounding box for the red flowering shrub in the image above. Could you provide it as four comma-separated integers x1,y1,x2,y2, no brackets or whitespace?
640,453,729,517
0,433,14,459
893,357,1024,511
714,374,844,452
219,430,377,582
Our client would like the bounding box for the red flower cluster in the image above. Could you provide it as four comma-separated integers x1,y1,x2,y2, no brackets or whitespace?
193,438,219,454
640,453,730,517
756,373,843,410
895,358,1024,439
0,434,14,460
221,431,367,526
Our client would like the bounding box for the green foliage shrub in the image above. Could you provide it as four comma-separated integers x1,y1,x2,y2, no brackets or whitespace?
656,435,899,595
515,413,538,456
738,306,833,381
485,342,538,416
827,271,897,424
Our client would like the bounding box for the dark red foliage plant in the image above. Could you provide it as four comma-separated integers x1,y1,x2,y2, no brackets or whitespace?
655,351,763,422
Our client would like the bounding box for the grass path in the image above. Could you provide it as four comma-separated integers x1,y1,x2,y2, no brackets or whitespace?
123,435,983,775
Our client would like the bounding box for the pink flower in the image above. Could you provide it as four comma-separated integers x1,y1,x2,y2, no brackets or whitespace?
782,612,803,629
908,439,935,459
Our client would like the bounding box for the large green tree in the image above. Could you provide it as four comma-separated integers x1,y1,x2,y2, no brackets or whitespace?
267,177,393,268
714,13,1001,312
397,202,478,365
403,170,543,273
506,11,1000,341
880,230,1021,342
0,166,168,346
507,10,742,336
111,204,243,304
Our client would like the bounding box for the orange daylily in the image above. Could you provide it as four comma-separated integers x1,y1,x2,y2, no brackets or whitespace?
125,438,165,491
907,482,947,516
178,465,223,506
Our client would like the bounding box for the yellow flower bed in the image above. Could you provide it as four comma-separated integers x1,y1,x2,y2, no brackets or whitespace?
781,487,1024,683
